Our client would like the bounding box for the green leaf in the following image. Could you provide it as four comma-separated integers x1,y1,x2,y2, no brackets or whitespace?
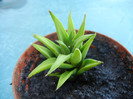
77,59,103,75
72,34,94,52
56,40,70,54
56,69,77,90
32,44,54,58
68,11,76,37
81,33,96,60
68,31,74,51
80,58,90,68
28,58,56,78
49,11,69,45
28,57,73,78
33,34,61,56
71,48,82,65
74,13,86,40
60,63,74,69
48,72,60,78
46,54,72,76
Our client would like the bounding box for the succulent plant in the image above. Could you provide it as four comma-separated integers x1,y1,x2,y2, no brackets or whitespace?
28,11,103,90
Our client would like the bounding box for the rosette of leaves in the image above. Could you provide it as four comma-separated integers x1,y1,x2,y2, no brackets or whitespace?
28,11,103,90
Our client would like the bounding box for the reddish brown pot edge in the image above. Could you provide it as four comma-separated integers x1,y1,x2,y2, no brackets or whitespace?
12,30,133,99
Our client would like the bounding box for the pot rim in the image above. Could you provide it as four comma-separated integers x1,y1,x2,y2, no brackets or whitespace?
91,31,132,57
12,30,133,99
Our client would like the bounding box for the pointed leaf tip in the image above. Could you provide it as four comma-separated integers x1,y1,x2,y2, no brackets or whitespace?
28,58,56,78
77,59,103,75
49,11,69,45
84,12,86,16
56,69,77,90
49,10,51,13
74,13,86,40
32,44,54,58
33,34,61,56
45,74,48,77
33,34,36,37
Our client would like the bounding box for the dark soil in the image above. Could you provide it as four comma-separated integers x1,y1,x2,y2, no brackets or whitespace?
19,39,133,99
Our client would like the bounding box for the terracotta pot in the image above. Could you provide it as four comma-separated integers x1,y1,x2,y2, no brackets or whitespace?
12,30,133,99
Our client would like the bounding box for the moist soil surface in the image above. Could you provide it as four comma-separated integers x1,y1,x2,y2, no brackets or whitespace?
19,39,133,99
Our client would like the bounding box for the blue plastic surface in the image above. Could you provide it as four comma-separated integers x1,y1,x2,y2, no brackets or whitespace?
0,0,133,98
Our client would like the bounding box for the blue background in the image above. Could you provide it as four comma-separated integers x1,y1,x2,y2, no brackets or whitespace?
0,0,133,98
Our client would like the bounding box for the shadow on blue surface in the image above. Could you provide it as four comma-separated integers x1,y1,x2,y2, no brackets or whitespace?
0,0,27,9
